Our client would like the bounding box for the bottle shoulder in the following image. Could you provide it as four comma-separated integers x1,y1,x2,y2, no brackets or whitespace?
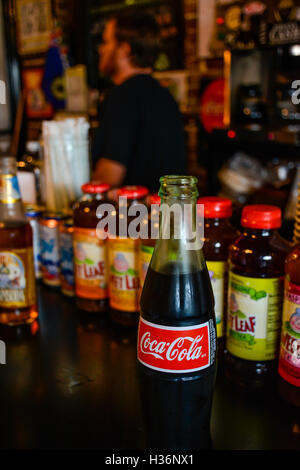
285,244,300,284
203,229,239,261
73,196,114,228
140,264,215,325
0,221,32,249
203,221,238,249
229,231,290,277
230,231,290,252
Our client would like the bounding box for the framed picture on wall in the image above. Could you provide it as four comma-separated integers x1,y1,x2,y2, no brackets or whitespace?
153,70,188,112
15,0,53,56
197,0,216,58
22,68,53,119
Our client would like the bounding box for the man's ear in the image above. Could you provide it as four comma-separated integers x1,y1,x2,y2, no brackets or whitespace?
119,41,131,60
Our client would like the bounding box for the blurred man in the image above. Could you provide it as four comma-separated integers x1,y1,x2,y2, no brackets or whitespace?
92,12,186,191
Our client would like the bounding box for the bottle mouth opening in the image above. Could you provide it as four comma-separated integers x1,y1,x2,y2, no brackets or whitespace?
159,175,198,186
159,175,198,198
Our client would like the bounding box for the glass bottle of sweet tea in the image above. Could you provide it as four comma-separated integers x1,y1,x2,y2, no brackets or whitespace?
278,189,300,406
226,204,290,388
108,185,149,327
197,196,238,355
73,182,111,313
139,193,160,293
0,156,37,325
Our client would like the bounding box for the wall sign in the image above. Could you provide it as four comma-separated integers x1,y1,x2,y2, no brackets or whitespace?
16,0,53,55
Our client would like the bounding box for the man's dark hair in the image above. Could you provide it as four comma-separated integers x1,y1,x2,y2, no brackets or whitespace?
114,11,160,68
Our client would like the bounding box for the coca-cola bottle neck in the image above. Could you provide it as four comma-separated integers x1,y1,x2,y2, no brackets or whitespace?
150,175,206,274
0,156,27,225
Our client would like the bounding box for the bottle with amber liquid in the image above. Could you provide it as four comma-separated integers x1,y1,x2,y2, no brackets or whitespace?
225,205,289,389
198,196,238,355
108,185,149,327
278,185,300,407
73,182,111,313
0,156,37,325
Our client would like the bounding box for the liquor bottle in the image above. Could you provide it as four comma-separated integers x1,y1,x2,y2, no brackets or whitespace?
137,175,217,449
0,156,37,325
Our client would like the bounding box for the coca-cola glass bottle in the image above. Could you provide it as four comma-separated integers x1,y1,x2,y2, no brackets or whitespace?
137,175,217,450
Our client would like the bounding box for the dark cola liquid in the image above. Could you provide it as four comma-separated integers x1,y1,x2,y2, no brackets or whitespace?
139,263,217,450
141,263,214,325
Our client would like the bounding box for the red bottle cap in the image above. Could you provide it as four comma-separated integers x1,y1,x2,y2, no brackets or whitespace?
197,196,232,218
148,193,161,205
117,185,149,200
241,205,282,229
81,182,110,194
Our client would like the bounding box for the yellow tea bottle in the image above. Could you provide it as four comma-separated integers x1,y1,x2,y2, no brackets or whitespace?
109,185,149,326
73,182,111,313
226,205,289,388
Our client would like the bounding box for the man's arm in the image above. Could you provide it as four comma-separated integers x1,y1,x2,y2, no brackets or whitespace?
93,157,126,187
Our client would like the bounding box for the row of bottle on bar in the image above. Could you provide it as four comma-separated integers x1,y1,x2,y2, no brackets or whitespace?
200,197,300,393
0,156,299,396
25,184,300,392
24,183,159,322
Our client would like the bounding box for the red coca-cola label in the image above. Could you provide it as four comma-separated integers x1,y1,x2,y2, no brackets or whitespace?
137,317,215,373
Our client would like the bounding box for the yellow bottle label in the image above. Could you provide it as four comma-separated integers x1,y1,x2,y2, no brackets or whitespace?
227,272,284,361
108,238,140,312
139,244,154,290
0,248,36,307
206,261,227,338
73,227,108,300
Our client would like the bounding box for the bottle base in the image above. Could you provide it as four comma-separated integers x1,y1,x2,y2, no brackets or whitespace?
138,364,214,450
42,279,61,288
61,289,75,298
0,305,38,326
224,352,278,390
76,297,108,314
277,375,300,407
110,307,139,327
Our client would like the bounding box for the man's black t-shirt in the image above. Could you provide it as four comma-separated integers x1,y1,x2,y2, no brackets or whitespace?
92,74,186,192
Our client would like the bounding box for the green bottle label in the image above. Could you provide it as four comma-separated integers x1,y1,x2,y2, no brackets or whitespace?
139,244,154,289
207,261,227,339
227,272,284,361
